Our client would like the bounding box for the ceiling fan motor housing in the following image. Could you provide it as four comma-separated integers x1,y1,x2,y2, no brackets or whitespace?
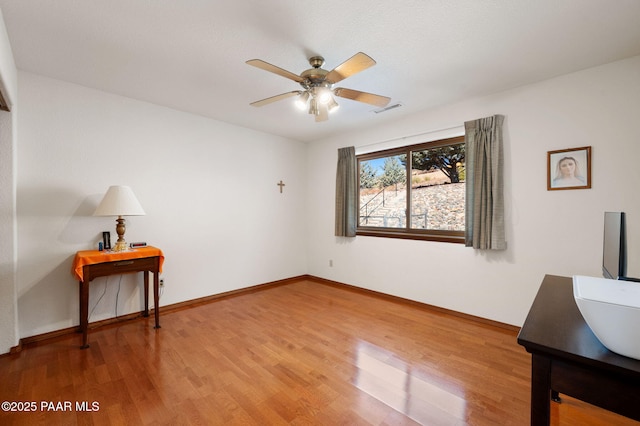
300,55,336,89
301,69,330,86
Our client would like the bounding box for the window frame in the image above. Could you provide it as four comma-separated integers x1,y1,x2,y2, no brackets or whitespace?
356,135,465,243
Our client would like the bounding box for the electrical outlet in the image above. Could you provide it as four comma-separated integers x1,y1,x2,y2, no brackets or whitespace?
329,259,333,267
159,278,165,287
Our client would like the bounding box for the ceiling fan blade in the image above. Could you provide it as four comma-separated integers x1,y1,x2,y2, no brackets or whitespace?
250,91,301,107
325,52,376,84
315,104,329,122
246,59,304,83
334,88,391,107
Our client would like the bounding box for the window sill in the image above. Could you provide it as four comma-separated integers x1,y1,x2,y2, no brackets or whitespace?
356,228,465,244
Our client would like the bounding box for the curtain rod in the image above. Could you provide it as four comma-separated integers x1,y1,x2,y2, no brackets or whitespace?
355,124,464,149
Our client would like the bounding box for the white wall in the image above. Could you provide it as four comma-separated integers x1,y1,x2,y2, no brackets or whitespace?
307,56,640,326
10,53,640,345
16,72,308,338
0,7,18,354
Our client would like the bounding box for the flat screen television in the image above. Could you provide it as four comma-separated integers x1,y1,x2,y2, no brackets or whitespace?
602,211,626,280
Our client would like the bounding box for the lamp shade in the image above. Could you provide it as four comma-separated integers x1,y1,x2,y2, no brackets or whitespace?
94,185,146,216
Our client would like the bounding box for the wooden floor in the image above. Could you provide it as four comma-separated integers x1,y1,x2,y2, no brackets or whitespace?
1,279,638,425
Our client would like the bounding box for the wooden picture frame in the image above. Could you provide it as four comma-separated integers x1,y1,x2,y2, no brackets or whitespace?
547,146,591,191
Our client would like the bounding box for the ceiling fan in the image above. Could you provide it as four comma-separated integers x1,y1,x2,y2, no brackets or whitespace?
246,52,391,122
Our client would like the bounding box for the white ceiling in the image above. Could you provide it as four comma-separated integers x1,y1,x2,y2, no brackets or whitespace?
1,0,639,143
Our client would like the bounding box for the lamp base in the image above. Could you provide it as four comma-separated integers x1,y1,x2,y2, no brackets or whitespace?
112,216,129,252
112,240,129,252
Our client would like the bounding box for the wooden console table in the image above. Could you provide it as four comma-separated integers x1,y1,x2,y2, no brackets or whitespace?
72,246,164,349
517,274,640,425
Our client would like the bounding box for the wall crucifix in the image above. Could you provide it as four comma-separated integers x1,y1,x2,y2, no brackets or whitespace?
277,180,285,193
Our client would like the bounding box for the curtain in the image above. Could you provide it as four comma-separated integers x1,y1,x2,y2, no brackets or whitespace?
335,146,357,237
464,115,506,249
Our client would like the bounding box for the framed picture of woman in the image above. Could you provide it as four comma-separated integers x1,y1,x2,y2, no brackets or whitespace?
547,146,591,190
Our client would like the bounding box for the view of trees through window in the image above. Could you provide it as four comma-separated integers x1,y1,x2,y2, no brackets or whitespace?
357,136,465,241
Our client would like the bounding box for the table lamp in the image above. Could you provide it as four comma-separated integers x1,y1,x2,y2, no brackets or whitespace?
94,185,146,251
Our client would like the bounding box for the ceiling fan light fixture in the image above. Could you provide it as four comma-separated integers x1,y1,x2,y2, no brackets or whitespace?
295,91,309,110
308,97,319,116
327,97,339,113
317,87,333,105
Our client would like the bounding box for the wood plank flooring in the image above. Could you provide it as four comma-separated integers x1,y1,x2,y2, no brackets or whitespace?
1,279,638,425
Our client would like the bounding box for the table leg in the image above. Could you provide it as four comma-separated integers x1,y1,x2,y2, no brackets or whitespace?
531,354,552,425
79,281,89,349
154,270,161,329
143,271,150,317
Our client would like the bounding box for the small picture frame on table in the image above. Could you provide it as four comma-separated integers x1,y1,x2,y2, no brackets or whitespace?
102,231,111,250
547,146,591,191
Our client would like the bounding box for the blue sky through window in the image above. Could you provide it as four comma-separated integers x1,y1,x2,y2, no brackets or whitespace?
365,156,405,176
366,158,385,175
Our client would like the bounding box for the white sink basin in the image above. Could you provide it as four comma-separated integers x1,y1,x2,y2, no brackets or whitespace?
573,275,640,360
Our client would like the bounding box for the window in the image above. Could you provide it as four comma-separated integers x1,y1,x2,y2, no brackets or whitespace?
357,136,465,243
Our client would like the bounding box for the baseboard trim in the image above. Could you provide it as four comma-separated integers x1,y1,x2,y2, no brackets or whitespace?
8,273,517,354
9,341,22,355
152,275,301,313
307,275,520,334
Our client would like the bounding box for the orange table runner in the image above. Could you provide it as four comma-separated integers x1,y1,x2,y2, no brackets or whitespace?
72,246,164,281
